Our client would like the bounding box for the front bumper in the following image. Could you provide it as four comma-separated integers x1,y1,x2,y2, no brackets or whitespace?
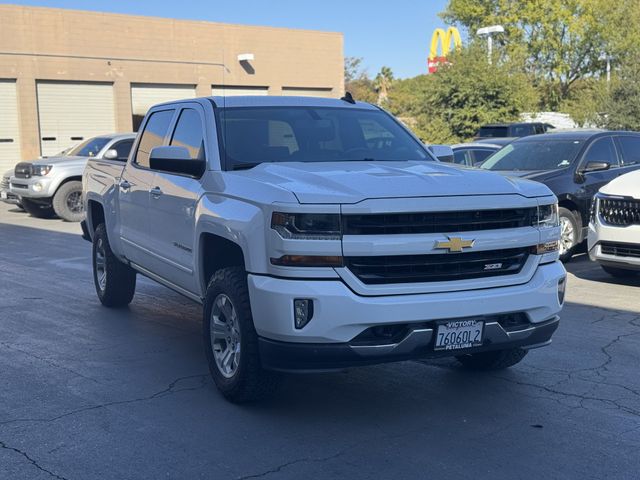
260,316,560,371
9,176,55,198
248,261,566,370
588,220,640,270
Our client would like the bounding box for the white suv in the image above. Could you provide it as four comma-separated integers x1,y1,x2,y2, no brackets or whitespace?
588,170,640,277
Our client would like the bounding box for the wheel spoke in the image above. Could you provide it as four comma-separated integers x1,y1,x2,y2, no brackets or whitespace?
211,317,227,337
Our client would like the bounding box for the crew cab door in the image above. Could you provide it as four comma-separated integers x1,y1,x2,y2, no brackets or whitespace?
144,105,206,293
118,108,175,267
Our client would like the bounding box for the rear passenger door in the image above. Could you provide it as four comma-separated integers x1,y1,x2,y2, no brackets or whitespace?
145,105,206,293
119,109,175,267
614,135,640,176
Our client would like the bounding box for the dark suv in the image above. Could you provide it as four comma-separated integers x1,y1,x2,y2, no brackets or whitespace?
481,130,640,261
475,122,553,140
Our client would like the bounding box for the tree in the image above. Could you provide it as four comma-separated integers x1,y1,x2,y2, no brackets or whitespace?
599,63,640,131
441,0,640,109
344,56,377,103
387,44,538,143
374,66,395,104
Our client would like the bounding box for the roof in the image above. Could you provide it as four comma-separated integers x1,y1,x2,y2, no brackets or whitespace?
451,142,503,149
512,129,613,141
480,122,548,128
209,96,378,109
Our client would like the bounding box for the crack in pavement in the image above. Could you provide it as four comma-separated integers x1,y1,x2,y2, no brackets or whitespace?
0,439,69,480
0,374,210,429
235,450,347,480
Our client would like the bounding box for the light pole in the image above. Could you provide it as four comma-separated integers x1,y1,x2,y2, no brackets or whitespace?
476,25,504,65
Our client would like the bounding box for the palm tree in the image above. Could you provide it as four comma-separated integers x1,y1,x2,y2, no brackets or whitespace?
374,66,394,104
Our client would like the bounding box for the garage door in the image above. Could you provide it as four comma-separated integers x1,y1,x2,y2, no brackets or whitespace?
131,84,196,131
282,87,334,98
0,80,21,172
36,81,115,158
212,85,269,96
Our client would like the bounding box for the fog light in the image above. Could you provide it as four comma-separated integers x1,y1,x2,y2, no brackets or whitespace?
294,299,314,329
558,278,567,305
32,182,43,192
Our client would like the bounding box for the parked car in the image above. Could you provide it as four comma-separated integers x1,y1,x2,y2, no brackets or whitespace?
475,137,518,147
10,134,135,221
450,143,503,167
475,122,553,140
1,168,21,207
83,96,565,403
481,130,640,261
588,169,640,277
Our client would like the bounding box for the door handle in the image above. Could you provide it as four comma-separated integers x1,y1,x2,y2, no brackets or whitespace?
119,180,131,191
150,186,163,198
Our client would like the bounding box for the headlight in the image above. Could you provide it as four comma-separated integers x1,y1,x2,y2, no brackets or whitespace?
271,212,341,240
534,203,559,228
32,165,53,176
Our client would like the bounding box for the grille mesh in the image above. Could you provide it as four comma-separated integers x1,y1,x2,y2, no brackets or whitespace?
599,198,640,226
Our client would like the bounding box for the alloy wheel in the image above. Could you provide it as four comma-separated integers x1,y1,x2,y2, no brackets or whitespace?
210,294,241,378
559,215,575,255
95,238,107,291
66,191,83,214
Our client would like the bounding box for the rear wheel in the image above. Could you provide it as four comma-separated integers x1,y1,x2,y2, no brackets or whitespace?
456,348,528,370
21,197,55,219
53,181,84,222
602,265,639,278
559,207,579,262
203,267,281,403
92,223,136,307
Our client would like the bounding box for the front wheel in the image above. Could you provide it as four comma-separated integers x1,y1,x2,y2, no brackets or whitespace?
559,207,579,263
92,223,136,307
456,348,528,370
53,180,84,222
203,267,281,403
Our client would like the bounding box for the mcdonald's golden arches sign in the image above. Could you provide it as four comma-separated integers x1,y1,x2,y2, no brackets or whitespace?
428,27,462,73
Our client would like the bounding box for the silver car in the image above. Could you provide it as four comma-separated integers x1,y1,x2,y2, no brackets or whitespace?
10,134,135,221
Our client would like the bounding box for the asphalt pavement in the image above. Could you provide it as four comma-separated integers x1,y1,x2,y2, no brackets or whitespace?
0,202,638,480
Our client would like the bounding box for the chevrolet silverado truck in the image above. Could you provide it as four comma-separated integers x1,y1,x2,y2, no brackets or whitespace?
11,134,135,221
82,96,566,403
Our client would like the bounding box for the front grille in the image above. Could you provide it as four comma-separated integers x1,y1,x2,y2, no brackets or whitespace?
345,247,530,284
599,198,640,226
14,162,33,179
0,176,9,190
11,182,28,189
601,242,640,259
343,208,536,235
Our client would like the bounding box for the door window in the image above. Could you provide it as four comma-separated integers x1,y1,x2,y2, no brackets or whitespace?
110,139,134,162
134,110,174,167
582,137,619,169
170,109,205,160
453,149,472,166
617,136,640,166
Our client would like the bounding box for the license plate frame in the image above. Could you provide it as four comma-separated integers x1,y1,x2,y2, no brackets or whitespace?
434,319,484,351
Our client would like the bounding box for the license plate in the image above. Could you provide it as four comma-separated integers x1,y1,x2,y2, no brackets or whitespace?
434,319,484,351
0,191,7,200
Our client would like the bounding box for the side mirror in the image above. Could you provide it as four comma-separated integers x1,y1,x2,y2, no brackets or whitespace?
102,149,119,160
581,161,611,174
149,146,205,177
428,145,455,163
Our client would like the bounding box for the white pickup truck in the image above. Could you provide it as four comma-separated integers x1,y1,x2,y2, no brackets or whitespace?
82,96,566,402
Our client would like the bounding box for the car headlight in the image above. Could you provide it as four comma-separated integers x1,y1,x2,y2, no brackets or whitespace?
271,212,341,240
32,165,53,176
534,203,559,228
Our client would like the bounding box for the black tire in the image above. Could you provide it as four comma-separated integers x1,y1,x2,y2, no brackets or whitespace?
21,197,55,219
53,180,84,222
92,223,136,307
602,265,639,278
559,207,579,263
203,267,281,403
456,348,528,371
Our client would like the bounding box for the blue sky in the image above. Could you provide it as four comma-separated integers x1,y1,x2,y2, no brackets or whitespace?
11,0,451,79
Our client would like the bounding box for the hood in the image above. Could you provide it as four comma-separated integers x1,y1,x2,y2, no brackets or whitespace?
231,161,552,204
600,169,640,199
30,155,89,167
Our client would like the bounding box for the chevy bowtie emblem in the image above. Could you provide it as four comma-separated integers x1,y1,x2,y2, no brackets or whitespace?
434,236,475,253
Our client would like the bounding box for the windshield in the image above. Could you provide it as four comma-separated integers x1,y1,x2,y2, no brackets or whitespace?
477,126,509,138
218,107,432,170
481,139,584,171
67,137,111,157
